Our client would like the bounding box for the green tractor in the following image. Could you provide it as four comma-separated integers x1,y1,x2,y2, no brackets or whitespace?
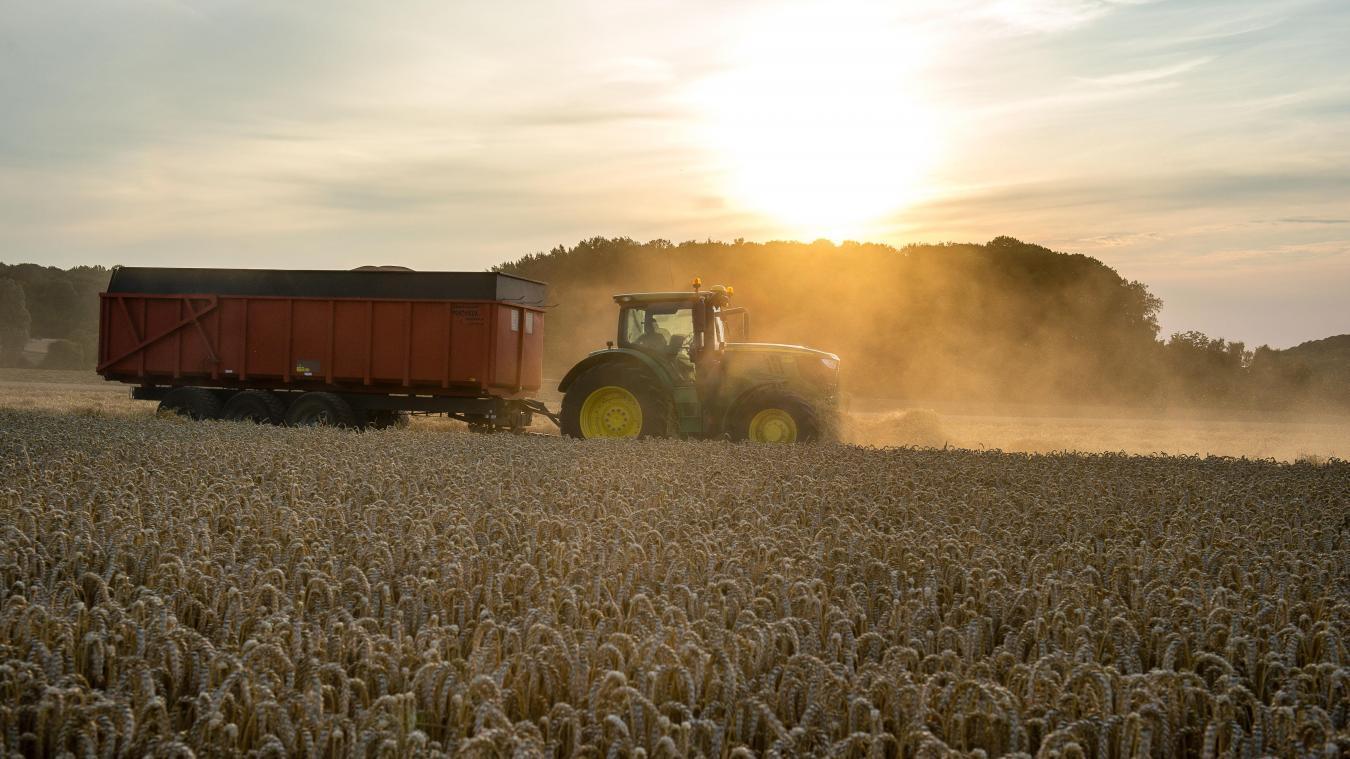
558,280,839,442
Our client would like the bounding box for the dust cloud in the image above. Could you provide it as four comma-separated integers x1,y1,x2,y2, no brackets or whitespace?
500,238,1166,406
838,403,1348,463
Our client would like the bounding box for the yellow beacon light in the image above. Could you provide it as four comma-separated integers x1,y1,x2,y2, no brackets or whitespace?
726,286,734,296
692,277,702,291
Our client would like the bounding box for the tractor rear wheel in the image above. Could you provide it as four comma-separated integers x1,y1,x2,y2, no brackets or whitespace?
729,387,822,443
284,392,359,428
221,389,287,424
561,364,676,439
158,387,223,420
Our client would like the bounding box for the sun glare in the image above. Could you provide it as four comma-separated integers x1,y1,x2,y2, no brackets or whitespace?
692,5,943,239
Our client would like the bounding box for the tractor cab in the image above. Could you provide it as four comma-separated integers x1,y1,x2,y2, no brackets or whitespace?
558,278,838,442
612,282,739,374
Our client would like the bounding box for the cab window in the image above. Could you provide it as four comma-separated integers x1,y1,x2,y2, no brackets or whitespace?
620,302,694,355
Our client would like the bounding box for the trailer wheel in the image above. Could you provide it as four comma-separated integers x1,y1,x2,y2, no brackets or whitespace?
560,363,676,439
728,387,822,443
284,392,359,428
221,390,287,424
158,387,223,420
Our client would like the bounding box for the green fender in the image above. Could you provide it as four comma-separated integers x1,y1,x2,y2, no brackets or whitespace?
558,348,678,393
717,381,788,435
558,349,703,435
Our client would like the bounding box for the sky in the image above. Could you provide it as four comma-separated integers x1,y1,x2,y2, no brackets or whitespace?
1,0,1347,348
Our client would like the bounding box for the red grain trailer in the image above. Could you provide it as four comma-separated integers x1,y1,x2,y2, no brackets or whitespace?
98,266,553,429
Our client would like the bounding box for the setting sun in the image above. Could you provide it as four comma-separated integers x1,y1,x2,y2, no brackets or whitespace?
691,5,942,239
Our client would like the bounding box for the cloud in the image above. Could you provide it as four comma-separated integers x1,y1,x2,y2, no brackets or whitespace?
1275,217,1350,225
593,57,679,85
970,79,1181,117
1077,57,1212,86
1075,232,1162,247
1147,21,1286,51
979,0,1118,33
909,168,1350,225
1180,240,1350,273
505,104,680,128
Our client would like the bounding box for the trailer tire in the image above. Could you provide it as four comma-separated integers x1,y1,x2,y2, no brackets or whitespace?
284,392,359,428
728,387,822,443
561,363,676,439
221,390,287,424
158,387,223,420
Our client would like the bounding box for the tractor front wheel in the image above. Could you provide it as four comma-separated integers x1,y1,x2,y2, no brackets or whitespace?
561,364,676,439
729,388,822,443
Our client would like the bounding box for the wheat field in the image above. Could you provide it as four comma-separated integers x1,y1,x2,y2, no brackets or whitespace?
1,404,1345,757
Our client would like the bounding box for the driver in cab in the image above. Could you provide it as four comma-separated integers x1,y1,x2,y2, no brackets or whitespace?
636,315,688,356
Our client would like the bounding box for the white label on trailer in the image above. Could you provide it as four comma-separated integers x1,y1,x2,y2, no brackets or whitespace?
510,309,520,331
525,312,534,334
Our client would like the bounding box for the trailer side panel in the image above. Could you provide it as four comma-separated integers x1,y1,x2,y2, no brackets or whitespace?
99,268,545,400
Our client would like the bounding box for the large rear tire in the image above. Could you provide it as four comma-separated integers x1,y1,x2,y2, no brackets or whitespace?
728,387,822,443
560,363,676,439
221,389,287,424
283,392,359,428
158,387,223,420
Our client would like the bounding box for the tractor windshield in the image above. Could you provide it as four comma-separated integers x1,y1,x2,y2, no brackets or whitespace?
621,302,694,356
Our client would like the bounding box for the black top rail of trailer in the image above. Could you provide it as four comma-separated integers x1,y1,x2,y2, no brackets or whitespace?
106,266,548,307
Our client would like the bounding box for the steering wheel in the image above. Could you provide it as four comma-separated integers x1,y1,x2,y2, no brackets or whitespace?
668,334,688,356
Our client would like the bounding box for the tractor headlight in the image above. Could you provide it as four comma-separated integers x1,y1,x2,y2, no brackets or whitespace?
797,355,839,389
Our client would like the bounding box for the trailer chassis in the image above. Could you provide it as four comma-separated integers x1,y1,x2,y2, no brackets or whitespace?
130,384,559,432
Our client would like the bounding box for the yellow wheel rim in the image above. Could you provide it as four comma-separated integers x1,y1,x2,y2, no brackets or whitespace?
748,408,798,443
579,385,643,438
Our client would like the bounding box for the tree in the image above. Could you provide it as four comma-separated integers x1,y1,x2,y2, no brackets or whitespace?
0,278,32,366
26,277,80,338
1162,331,1248,404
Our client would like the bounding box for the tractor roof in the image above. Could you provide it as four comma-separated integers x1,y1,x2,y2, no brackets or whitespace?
612,291,712,304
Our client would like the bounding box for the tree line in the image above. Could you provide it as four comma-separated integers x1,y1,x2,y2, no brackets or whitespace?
2,239,1345,410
